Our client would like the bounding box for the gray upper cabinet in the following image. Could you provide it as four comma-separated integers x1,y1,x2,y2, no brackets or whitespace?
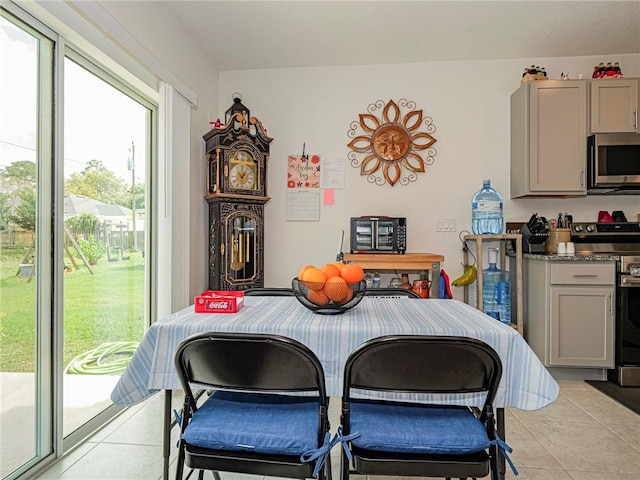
510,80,587,198
590,79,639,133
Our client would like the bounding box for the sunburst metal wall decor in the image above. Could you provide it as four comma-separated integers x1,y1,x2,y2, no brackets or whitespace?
347,98,437,187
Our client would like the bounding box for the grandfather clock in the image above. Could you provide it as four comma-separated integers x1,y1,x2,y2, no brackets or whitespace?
204,96,273,290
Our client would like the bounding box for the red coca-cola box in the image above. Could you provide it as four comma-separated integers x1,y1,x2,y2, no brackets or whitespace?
194,291,244,313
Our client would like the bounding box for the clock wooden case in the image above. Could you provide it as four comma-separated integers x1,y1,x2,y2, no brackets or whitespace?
203,105,273,290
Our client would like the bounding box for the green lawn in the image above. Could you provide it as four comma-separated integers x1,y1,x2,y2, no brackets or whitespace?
0,247,145,372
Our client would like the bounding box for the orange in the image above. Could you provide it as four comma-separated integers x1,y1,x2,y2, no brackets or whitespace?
335,288,354,305
300,267,327,291
307,288,330,306
320,263,341,279
340,264,365,284
332,261,345,272
324,276,350,302
298,264,314,279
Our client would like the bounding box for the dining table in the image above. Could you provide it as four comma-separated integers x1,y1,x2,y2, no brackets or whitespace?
112,296,559,480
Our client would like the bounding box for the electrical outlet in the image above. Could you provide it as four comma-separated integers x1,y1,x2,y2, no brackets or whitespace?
436,218,456,232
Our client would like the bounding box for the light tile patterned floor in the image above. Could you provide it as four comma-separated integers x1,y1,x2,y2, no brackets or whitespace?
34,380,639,480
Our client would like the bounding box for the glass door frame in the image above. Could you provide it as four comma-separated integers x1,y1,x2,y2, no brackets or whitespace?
58,46,157,453
0,5,57,478
2,3,158,478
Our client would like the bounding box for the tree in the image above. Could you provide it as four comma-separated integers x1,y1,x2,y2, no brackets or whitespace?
11,188,36,231
66,212,100,239
133,183,145,210
0,193,11,232
0,160,36,191
0,161,37,233
65,159,130,206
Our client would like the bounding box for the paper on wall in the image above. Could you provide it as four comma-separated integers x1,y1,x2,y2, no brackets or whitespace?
286,189,320,221
320,157,345,189
286,155,320,221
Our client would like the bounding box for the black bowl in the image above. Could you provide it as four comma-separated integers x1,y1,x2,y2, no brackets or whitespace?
292,278,366,315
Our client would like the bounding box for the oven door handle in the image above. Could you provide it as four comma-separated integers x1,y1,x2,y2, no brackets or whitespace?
620,276,640,287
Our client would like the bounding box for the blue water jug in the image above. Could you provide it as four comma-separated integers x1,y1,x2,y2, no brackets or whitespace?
482,248,511,324
472,180,504,235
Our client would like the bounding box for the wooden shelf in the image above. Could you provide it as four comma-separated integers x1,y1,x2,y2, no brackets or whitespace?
343,253,444,298
462,234,523,335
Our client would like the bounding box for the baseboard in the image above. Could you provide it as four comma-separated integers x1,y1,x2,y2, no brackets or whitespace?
546,367,608,382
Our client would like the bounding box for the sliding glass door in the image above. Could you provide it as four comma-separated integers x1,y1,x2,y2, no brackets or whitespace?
0,5,155,479
0,11,54,478
62,56,149,437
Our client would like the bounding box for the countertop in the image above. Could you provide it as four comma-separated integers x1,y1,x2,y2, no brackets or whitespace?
523,253,619,262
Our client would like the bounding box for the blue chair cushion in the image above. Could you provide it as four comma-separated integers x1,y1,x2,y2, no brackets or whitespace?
349,400,491,455
182,391,320,456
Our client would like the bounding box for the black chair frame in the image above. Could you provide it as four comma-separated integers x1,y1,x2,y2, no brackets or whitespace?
363,287,421,298
340,335,503,480
243,287,295,296
174,332,331,480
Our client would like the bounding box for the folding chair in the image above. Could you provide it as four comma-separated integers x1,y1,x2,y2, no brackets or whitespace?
174,332,332,480
243,287,295,296
340,335,514,480
363,288,421,298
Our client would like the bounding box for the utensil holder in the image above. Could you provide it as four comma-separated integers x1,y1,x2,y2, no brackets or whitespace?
545,228,571,254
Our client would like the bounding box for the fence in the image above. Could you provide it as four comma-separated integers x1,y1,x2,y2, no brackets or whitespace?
1,230,34,249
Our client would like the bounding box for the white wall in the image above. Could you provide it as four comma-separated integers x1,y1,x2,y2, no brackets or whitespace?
31,0,640,302
219,55,640,296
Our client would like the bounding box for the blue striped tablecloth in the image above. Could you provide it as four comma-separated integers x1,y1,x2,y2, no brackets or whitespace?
111,297,558,410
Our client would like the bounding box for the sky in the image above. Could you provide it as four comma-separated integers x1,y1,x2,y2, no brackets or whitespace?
0,16,147,186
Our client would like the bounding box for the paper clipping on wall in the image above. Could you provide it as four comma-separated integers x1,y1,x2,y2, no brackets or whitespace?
286,189,320,221
320,157,345,189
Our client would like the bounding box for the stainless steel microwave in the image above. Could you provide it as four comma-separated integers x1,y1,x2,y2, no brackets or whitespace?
587,133,640,192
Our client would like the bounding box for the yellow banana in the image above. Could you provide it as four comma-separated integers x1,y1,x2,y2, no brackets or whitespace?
451,265,468,286
464,265,477,285
452,264,472,286
457,266,474,286
452,264,477,287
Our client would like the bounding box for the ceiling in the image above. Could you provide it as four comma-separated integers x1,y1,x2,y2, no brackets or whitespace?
164,1,640,71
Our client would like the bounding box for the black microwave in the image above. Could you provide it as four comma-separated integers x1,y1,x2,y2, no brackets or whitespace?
587,133,640,192
350,216,406,254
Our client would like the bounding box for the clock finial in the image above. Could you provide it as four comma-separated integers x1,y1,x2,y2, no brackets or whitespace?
225,93,250,128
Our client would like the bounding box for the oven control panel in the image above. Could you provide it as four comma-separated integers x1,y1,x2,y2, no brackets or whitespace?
571,222,640,237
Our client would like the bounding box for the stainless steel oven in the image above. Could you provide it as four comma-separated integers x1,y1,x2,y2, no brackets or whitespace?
350,216,406,254
571,222,640,386
614,256,640,386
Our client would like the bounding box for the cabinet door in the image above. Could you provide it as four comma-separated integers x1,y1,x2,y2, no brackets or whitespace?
549,286,614,367
590,79,639,133
529,81,587,194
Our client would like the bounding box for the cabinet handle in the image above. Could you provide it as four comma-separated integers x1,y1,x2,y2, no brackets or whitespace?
635,108,638,130
609,293,613,315
573,274,598,278
580,170,584,187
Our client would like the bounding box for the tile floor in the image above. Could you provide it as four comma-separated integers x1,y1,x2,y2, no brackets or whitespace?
33,380,640,480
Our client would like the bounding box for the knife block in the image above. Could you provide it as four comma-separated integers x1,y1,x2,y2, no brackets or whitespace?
520,223,548,253
545,228,571,254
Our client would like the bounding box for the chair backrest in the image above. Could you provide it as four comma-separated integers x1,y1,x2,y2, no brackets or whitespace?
175,332,327,403
363,288,421,298
244,287,295,296
343,335,502,407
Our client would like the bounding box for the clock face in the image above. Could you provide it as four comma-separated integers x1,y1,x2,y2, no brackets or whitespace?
230,163,256,189
229,150,257,190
